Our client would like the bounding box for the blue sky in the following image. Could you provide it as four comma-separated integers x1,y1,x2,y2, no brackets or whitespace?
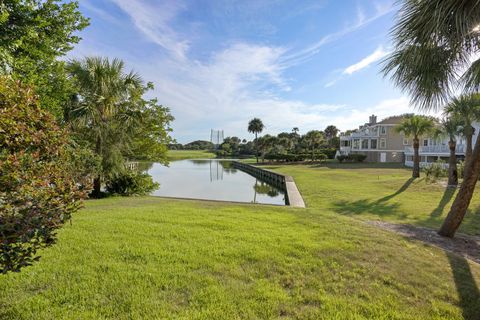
71,0,417,143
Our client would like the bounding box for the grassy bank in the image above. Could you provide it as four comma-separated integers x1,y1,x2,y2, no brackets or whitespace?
167,150,216,160
1,164,479,319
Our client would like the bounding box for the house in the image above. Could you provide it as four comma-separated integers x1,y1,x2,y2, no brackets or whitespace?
339,114,480,167
339,114,411,163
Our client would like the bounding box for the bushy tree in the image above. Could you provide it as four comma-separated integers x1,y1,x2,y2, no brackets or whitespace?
0,0,89,117
66,57,173,197
0,77,87,273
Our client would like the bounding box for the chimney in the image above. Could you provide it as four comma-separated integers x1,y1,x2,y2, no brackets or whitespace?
369,114,377,125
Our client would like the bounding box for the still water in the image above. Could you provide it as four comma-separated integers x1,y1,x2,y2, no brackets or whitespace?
145,159,287,205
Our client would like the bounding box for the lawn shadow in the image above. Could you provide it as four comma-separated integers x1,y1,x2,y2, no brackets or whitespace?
430,187,456,217
447,254,480,320
376,178,415,203
332,199,407,219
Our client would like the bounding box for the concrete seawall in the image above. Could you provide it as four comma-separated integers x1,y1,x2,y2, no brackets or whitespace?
232,161,306,208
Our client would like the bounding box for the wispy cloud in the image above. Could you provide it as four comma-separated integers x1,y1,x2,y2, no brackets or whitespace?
109,0,189,59
343,46,390,75
282,1,395,66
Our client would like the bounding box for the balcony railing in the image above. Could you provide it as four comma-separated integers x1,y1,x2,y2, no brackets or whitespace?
404,144,465,154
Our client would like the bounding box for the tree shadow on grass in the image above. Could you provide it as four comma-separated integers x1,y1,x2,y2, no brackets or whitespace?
447,254,480,320
376,178,415,203
430,187,456,217
332,199,408,219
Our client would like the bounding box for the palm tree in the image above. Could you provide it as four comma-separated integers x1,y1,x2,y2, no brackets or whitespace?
434,116,463,187
66,57,144,197
382,0,480,237
395,115,435,178
444,94,480,166
248,118,264,163
304,130,325,161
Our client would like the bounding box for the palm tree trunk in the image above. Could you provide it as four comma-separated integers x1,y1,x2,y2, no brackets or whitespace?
92,135,102,197
447,140,458,187
465,133,473,167
438,133,480,237
255,132,258,163
413,138,420,178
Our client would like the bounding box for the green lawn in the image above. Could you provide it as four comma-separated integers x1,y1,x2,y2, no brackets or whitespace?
1,163,479,319
167,149,216,160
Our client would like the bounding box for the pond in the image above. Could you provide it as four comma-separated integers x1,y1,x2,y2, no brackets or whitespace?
144,159,287,205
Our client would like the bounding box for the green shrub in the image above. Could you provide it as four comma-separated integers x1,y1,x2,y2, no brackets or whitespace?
424,160,447,183
0,77,87,273
337,154,366,163
106,170,159,196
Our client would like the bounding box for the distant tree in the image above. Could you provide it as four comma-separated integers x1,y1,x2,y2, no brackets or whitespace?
434,116,463,187
256,135,275,162
0,77,87,273
444,94,480,166
292,127,299,134
304,130,325,161
184,140,215,150
324,125,339,141
0,0,89,117
395,115,435,178
248,118,264,163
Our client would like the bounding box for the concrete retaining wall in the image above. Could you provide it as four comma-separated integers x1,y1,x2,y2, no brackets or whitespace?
232,161,306,208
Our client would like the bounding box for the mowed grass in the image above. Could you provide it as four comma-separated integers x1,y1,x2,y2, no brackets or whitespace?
1,163,480,319
270,162,480,235
167,150,216,160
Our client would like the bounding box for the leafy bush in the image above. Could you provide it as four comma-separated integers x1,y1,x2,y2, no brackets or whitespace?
337,154,366,163
105,170,159,196
0,77,87,274
424,160,447,183
318,148,337,159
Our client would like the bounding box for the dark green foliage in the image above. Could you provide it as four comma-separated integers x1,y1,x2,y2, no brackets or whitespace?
105,171,159,196
0,0,89,117
183,140,215,150
0,77,87,273
337,154,367,163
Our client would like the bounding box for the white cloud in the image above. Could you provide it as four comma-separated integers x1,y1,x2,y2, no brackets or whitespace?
109,0,189,59
343,46,390,75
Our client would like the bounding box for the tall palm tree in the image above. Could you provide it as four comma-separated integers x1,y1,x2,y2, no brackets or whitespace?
444,94,480,166
66,56,144,197
304,130,325,161
395,115,435,178
382,0,480,237
248,118,264,163
434,116,463,187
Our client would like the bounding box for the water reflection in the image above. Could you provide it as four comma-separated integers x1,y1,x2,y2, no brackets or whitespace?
145,159,286,205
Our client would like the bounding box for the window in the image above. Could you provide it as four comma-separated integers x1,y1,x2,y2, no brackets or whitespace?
403,138,409,145
423,139,429,146
361,139,369,149
370,139,377,149
353,139,360,149
380,126,387,135
380,138,386,149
